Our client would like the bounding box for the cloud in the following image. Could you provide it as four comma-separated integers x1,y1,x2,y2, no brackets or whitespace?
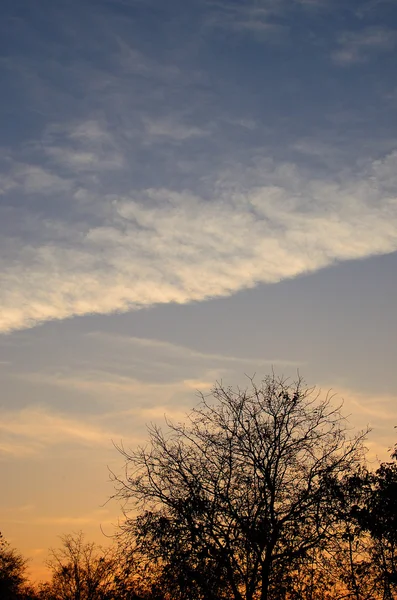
0,369,215,457
29,509,114,528
204,0,334,38
84,332,300,371
143,116,209,141
332,26,397,65
8,332,299,397
4,375,393,461
2,505,114,535
0,407,117,457
0,149,397,334
0,378,200,458
42,121,125,172
329,386,397,461
0,164,71,195
1,5,397,335
205,3,287,39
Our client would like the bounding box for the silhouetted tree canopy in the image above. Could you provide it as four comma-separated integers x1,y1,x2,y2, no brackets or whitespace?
0,532,31,600
351,453,397,600
39,532,117,600
112,374,369,600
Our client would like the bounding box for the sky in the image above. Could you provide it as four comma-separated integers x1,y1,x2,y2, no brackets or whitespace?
1,0,397,582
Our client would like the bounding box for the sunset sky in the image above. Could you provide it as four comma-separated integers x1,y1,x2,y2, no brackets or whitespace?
1,0,397,581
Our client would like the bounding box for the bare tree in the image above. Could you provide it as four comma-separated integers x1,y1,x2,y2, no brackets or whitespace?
112,374,368,600
42,532,116,600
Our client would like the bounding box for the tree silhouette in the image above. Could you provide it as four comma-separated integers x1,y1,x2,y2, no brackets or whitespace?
113,374,368,600
353,452,397,600
40,532,116,600
0,532,31,600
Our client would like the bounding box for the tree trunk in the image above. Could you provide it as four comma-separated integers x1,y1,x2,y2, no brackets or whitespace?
260,558,271,600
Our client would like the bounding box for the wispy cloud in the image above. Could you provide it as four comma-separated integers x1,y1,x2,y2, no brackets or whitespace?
0,163,71,195
205,3,287,39
0,370,214,457
3,506,113,528
1,148,397,334
0,408,117,457
29,509,114,528
42,121,125,172
143,116,210,142
21,336,298,389
204,0,336,37
329,386,397,461
85,332,300,371
332,26,397,65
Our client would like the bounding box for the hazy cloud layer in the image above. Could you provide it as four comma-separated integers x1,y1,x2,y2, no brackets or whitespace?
332,26,397,65
1,149,396,333
0,407,116,457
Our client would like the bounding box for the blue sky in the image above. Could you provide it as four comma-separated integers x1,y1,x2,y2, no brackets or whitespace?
1,0,397,580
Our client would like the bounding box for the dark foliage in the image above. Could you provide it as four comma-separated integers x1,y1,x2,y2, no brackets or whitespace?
112,375,368,600
0,532,33,600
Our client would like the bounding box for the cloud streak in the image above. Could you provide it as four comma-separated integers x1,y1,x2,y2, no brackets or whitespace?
0,407,117,457
332,26,397,65
8,332,299,398
1,149,397,333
